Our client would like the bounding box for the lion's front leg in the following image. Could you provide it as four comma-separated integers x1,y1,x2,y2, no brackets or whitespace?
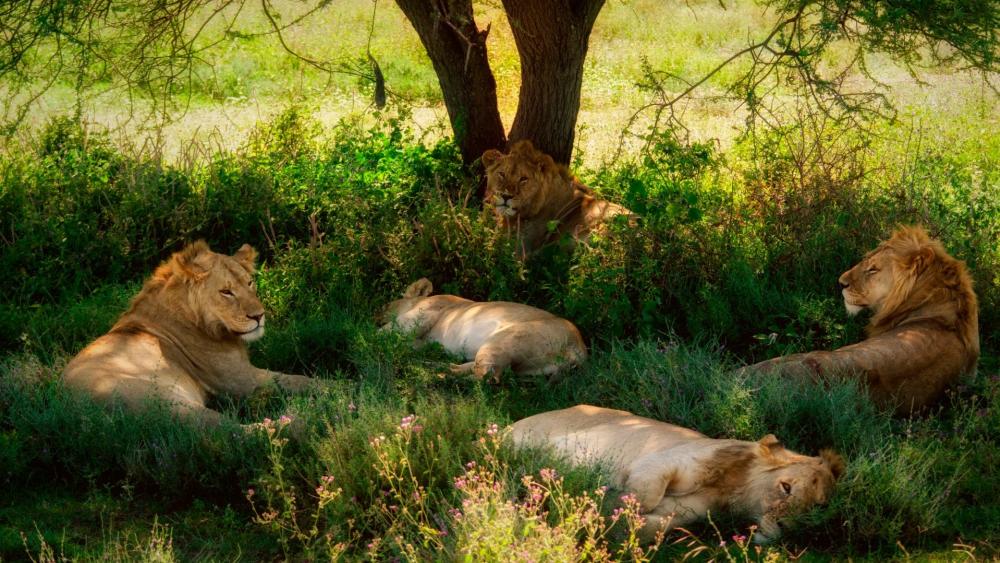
259,369,324,394
221,366,323,398
636,496,708,544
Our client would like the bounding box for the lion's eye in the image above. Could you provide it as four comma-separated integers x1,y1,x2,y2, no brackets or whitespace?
866,267,879,275
220,289,235,298
780,481,793,495
519,176,528,184
497,171,505,179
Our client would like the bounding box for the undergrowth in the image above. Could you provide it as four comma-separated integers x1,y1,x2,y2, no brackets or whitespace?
1,109,998,560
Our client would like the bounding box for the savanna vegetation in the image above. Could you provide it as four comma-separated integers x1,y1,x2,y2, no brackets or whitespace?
1,0,999,560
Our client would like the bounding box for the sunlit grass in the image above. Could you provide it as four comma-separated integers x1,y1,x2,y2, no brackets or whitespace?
9,0,996,163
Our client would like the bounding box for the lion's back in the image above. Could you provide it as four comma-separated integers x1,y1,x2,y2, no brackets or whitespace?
510,406,704,463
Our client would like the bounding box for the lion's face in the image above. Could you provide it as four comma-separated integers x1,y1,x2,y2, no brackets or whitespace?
170,242,266,342
482,140,557,219
748,438,844,543
379,278,434,328
838,247,896,316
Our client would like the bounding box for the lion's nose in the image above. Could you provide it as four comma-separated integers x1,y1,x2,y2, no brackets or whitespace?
500,193,513,201
248,313,264,323
838,276,849,289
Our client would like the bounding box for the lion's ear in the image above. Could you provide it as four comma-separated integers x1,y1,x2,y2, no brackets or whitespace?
510,139,560,175
758,434,783,455
172,240,214,280
509,139,537,155
482,148,504,169
909,245,935,273
535,151,560,177
820,449,846,480
233,243,258,273
404,278,433,298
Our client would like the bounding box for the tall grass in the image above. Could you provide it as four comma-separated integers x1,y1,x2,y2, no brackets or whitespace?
1,109,998,559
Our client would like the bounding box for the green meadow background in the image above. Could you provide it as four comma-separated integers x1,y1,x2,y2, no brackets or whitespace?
2,0,999,560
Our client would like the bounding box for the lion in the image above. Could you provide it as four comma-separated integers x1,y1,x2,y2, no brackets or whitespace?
379,278,587,381
63,241,321,426
510,405,844,544
481,139,634,256
744,226,979,415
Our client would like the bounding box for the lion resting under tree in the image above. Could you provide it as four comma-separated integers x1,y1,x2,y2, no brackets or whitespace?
745,227,979,415
63,241,321,426
511,405,844,544
380,278,587,381
482,139,634,256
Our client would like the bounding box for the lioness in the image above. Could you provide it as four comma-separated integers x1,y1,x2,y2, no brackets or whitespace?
482,140,633,256
63,241,320,426
380,278,587,381
510,405,844,544
745,227,979,415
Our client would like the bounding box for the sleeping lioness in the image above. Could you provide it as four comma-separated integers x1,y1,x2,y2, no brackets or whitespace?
380,278,587,381
63,241,320,426
511,405,844,544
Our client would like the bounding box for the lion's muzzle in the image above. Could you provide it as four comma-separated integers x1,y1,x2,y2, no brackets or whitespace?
493,193,518,217
239,315,266,342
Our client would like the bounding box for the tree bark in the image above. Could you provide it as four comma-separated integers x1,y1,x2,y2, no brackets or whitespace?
394,0,507,168
502,0,606,164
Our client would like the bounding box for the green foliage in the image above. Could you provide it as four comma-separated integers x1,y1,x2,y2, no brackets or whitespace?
0,356,269,499
1,108,999,559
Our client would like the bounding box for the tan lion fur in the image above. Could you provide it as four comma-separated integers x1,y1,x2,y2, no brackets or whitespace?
745,226,979,415
380,278,587,381
481,140,634,256
510,405,844,544
63,241,320,426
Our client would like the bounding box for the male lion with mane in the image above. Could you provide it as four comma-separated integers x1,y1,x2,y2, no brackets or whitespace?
745,226,979,415
511,405,844,544
63,241,321,426
482,139,633,256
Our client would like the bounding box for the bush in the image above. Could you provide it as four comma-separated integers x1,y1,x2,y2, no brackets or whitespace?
1,106,998,559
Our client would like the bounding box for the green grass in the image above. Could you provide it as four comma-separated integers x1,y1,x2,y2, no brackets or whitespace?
3,334,998,560
0,106,997,558
12,0,997,163
2,1,1000,557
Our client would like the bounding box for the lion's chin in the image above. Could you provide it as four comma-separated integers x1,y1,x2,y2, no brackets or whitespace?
240,326,265,342
496,205,518,218
844,301,864,316
753,518,781,545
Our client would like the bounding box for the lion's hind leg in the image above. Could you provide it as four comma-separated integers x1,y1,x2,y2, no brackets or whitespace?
80,375,224,428
470,345,515,383
493,321,586,381
463,322,586,383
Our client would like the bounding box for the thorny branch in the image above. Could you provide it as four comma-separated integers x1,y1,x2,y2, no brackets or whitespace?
617,0,999,160
0,0,396,137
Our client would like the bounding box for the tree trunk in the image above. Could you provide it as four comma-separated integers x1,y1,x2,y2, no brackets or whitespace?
394,0,507,168
503,0,606,164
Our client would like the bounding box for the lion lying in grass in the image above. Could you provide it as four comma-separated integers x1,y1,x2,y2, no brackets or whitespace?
63,241,321,426
511,405,844,544
745,227,979,415
380,278,587,381
482,140,633,256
